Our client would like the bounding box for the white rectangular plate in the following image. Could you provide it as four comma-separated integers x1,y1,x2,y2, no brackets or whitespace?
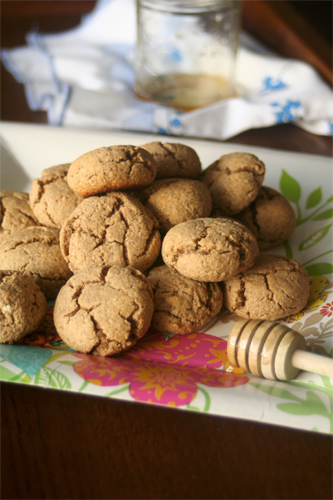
1,122,332,434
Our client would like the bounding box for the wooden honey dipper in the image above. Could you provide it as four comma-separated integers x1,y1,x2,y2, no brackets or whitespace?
227,319,333,381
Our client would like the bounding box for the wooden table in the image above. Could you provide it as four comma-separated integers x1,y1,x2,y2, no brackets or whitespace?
1,2,332,499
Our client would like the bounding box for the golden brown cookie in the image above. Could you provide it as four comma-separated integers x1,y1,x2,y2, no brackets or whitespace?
0,190,39,234
222,254,310,320
67,145,157,197
162,217,259,282
200,152,265,215
29,163,82,228
0,226,72,299
140,141,201,179
54,265,154,356
60,192,161,274
147,265,223,334
137,178,212,233
0,271,47,344
233,186,296,250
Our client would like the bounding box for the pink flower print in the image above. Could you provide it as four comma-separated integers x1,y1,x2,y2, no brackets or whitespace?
320,301,333,317
73,353,249,408
123,331,244,373
73,331,249,408
127,362,247,407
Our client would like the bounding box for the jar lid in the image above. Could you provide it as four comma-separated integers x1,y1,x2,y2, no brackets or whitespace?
138,0,240,14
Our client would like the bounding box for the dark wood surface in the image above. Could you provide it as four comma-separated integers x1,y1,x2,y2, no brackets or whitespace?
242,0,332,84
1,2,333,499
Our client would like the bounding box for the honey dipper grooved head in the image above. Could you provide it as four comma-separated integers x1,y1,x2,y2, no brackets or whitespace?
227,319,306,381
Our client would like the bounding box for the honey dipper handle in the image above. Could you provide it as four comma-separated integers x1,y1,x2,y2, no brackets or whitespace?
291,350,333,378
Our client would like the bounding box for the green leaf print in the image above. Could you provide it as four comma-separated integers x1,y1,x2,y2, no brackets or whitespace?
6,370,31,384
250,381,302,402
251,377,333,433
311,208,333,221
279,170,301,203
303,249,333,267
277,391,330,418
0,365,19,381
306,187,322,209
35,366,71,390
279,169,332,227
52,370,72,389
299,224,332,251
283,239,293,259
305,263,333,276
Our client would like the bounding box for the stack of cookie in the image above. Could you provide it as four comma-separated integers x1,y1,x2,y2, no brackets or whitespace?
0,142,310,356
0,164,81,344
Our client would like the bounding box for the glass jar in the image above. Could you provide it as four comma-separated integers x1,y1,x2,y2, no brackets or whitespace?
134,0,241,111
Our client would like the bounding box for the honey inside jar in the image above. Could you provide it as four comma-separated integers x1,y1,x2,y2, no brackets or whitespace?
136,72,236,111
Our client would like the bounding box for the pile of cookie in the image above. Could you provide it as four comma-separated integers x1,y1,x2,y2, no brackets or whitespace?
0,142,310,356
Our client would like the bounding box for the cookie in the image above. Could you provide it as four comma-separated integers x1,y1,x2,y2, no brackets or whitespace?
67,145,157,197
54,265,154,356
222,254,310,320
140,142,201,179
200,152,265,215
0,271,47,344
147,265,223,334
0,226,72,299
233,186,296,250
137,178,212,233
0,190,39,234
162,217,259,282
60,192,161,274
29,163,82,228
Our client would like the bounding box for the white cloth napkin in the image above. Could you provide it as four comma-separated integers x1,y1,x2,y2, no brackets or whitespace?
2,0,333,140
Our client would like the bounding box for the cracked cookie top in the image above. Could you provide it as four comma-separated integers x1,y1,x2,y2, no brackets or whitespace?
200,152,265,215
136,178,212,233
0,270,47,344
233,186,297,250
60,192,161,274
161,217,259,282
0,190,40,234
140,142,201,179
29,163,83,228
222,253,310,320
147,265,223,335
53,264,154,356
0,226,72,299
67,145,157,197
